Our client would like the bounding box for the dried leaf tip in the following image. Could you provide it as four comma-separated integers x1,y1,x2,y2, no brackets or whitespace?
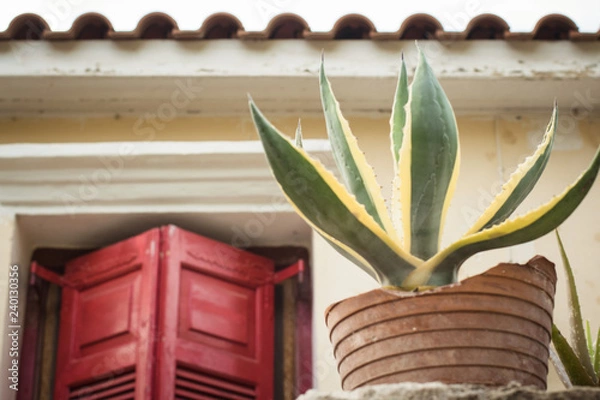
295,119,303,148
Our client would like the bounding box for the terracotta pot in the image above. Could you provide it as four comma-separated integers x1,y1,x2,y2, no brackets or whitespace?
325,256,557,390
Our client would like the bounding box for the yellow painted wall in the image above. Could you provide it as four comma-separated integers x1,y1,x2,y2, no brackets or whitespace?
0,115,327,143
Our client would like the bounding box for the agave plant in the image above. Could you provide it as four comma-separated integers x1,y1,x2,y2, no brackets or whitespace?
249,46,600,290
551,230,600,387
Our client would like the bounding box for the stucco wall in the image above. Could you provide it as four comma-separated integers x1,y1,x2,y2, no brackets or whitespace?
0,112,598,394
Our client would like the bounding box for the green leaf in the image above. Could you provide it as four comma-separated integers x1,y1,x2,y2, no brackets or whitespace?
552,324,596,386
466,106,557,234
586,321,594,367
549,346,573,388
390,52,408,165
556,230,598,383
319,58,398,240
397,46,460,260
250,99,421,286
595,327,600,378
403,145,600,289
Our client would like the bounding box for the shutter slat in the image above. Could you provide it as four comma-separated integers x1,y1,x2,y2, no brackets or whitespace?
176,379,253,400
175,367,255,400
175,388,215,400
69,371,136,397
176,368,255,396
102,394,134,400
71,382,135,400
69,370,136,400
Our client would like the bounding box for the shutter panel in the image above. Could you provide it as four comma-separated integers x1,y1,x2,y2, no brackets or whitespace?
156,225,275,400
53,228,160,400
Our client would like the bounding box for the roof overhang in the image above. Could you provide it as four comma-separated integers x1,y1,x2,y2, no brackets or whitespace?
0,40,599,117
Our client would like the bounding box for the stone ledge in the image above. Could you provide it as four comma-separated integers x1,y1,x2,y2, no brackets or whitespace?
298,383,600,400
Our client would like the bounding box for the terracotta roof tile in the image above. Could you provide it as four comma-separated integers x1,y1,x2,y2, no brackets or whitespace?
267,14,310,39
464,14,510,40
366,14,443,40
238,13,310,39
173,13,244,39
399,14,444,40
331,14,377,40
110,12,178,39
0,12,598,41
533,13,578,40
0,13,49,40
42,12,114,40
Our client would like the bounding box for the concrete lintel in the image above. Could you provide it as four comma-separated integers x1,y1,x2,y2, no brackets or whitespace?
0,140,334,214
0,41,598,116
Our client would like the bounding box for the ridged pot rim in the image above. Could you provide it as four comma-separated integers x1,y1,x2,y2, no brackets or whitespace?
325,255,557,321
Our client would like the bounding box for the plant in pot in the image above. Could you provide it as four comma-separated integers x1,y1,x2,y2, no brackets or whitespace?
249,46,600,390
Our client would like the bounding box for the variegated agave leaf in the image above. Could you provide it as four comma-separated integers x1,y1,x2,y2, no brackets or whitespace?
466,106,558,234
249,99,421,286
319,58,399,242
390,52,409,165
394,47,460,260
403,146,600,289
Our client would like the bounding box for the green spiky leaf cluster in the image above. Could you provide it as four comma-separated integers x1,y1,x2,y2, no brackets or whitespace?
249,45,600,290
550,231,600,387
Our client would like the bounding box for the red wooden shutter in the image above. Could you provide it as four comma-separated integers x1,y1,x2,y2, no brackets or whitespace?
52,228,160,400
156,225,275,400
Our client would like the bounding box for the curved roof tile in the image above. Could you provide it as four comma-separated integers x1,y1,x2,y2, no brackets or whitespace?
532,14,578,40
303,14,377,40
370,14,444,40
200,13,244,39
267,14,310,39
0,12,598,41
465,14,510,40
0,13,50,40
172,13,244,39
399,14,444,40
42,12,114,40
331,14,377,40
238,13,310,39
110,12,178,39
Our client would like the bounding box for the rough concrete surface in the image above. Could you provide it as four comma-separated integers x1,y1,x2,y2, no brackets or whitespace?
298,383,600,400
